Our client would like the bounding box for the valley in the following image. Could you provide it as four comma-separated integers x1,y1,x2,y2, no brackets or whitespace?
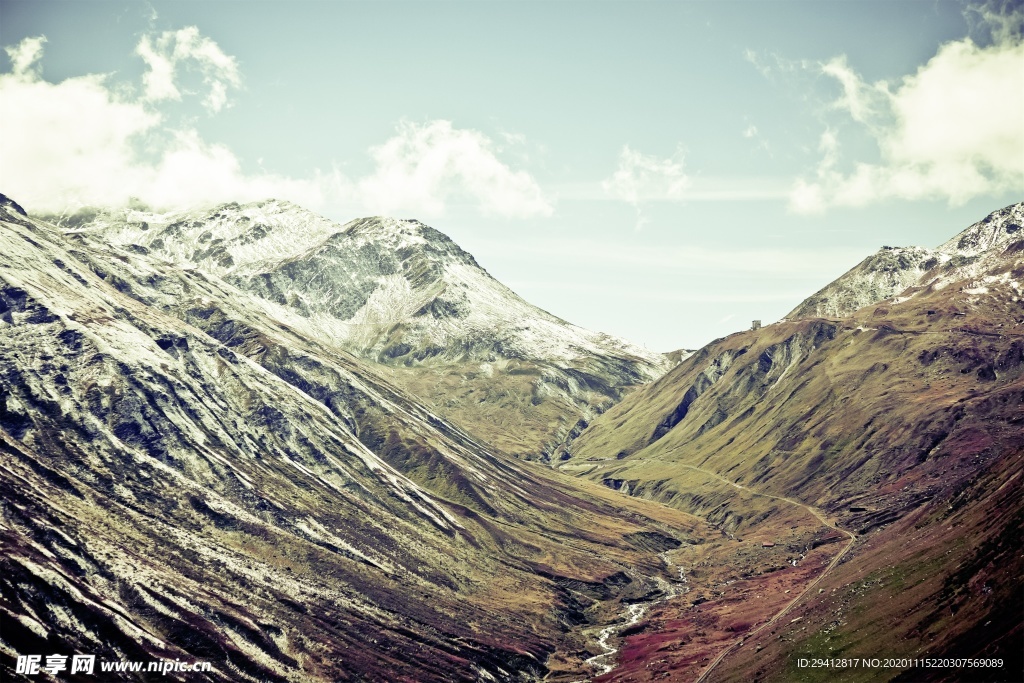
1,195,1021,682
558,202,1024,681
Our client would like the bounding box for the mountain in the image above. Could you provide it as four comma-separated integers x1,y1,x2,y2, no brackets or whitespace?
0,197,712,682
49,201,671,460
788,202,1024,320
12,194,1022,683
560,202,1024,681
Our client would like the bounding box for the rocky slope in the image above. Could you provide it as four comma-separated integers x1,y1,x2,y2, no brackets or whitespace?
1,196,712,682
47,201,671,460
13,193,1022,682
788,202,1024,319
562,204,1024,681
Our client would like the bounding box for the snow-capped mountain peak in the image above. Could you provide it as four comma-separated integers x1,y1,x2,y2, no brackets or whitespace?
938,201,1024,256
53,198,348,276
788,201,1023,320
49,200,672,458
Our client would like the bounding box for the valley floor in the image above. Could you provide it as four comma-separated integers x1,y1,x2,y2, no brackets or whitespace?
546,463,856,683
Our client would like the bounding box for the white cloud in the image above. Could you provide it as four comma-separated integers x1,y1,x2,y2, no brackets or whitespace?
742,124,758,139
4,35,46,78
130,130,346,210
0,35,550,220
791,20,1024,213
357,120,553,218
136,26,241,112
136,36,178,102
0,54,161,210
0,35,331,212
602,146,690,204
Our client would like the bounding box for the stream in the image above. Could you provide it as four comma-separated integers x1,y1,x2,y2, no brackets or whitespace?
568,551,690,682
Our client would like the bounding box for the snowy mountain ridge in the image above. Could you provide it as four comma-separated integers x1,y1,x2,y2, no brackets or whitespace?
51,199,672,458
788,202,1024,320
61,201,667,373
1,195,699,682
55,198,345,275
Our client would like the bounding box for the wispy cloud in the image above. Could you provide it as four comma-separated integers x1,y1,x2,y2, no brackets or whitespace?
136,26,241,113
559,175,787,203
965,0,1024,45
741,122,772,155
503,279,816,305
742,48,812,80
475,237,866,280
602,145,689,204
790,6,1024,213
743,48,773,78
601,146,690,229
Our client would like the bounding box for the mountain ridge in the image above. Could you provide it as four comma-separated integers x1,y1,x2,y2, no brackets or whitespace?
1,195,710,682
49,200,672,460
11,194,1022,682
788,202,1024,320
559,203,1024,681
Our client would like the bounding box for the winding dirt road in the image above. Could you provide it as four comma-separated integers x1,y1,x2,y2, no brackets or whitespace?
561,460,856,683
677,463,857,683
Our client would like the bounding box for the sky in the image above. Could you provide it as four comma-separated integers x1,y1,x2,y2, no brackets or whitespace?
1,0,1021,351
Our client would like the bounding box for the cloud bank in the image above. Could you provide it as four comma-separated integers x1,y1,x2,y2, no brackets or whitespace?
0,31,552,219
791,9,1024,213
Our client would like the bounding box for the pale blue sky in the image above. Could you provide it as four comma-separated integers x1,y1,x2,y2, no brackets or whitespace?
2,1,1021,349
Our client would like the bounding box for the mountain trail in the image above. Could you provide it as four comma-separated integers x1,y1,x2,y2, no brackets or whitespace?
554,458,856,683
670,462,857,683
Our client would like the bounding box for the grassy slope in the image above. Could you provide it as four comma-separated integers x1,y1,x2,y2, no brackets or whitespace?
0,210,713,682
564,256,1024,682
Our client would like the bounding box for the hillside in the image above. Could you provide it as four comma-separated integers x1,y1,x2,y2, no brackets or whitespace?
0,197,710,682
48,201,671,460
562,203,1024,681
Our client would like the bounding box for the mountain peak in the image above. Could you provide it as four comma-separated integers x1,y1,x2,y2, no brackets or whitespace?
788,201,1024,320
340,216,482,270
939,201,1024,256
0,192,28,217
49,201,670,459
